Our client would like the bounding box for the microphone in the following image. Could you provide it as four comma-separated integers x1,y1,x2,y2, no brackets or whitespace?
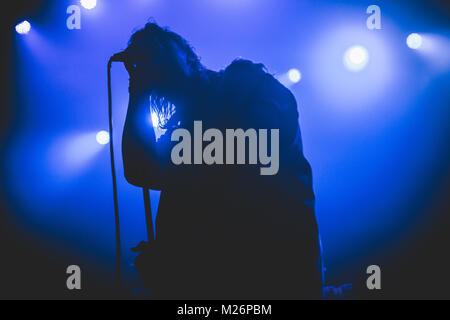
109,50,128,62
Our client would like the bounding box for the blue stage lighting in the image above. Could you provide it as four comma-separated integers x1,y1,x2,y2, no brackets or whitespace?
80,0,97,10
15,21,31,35
288,68,302,83
407,33,422,49
343,45,369,72
96,131,110,145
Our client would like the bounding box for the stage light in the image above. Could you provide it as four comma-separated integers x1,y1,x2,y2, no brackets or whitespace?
343,45,369,72
15,21,31,35
80,0,97,10
288,68,302,83
407,33,422,50
151,112,159,128
96,131,110,145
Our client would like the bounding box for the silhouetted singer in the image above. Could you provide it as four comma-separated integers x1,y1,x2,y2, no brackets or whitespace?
120,22,323,299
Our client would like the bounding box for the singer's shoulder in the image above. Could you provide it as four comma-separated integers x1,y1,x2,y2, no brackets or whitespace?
216,59,297,112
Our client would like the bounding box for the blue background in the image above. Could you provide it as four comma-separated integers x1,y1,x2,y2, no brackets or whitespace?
2,0,449,297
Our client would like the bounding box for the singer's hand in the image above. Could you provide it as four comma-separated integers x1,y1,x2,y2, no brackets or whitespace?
123,60,136,78
124,61,151,96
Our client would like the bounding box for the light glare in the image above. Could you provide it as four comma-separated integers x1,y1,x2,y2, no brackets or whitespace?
80,0,97,10
15,21,31,35
96,131,110,145
407,33,423,50
343,45,369,72
288,68,302,83
151,112,159,128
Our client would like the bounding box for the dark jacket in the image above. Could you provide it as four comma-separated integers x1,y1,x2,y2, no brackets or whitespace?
128,60,322,299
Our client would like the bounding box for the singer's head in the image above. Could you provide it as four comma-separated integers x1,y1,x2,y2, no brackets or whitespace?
126,21,205,123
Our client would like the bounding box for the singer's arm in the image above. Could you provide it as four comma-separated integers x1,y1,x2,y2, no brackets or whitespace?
122,89,163,189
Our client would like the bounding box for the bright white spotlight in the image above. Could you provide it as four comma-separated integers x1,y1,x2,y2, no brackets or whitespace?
80,0,97,10
288,68,302,83
407,33,422,50
343,45,369,72
96,130,110,145
151,112,159,128
15,21,31,35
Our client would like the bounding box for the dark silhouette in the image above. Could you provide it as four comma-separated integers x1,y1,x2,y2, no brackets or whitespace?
121,22,322,299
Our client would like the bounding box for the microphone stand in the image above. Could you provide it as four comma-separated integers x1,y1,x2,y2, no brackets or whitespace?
107,58,154,294
107,60,122,291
